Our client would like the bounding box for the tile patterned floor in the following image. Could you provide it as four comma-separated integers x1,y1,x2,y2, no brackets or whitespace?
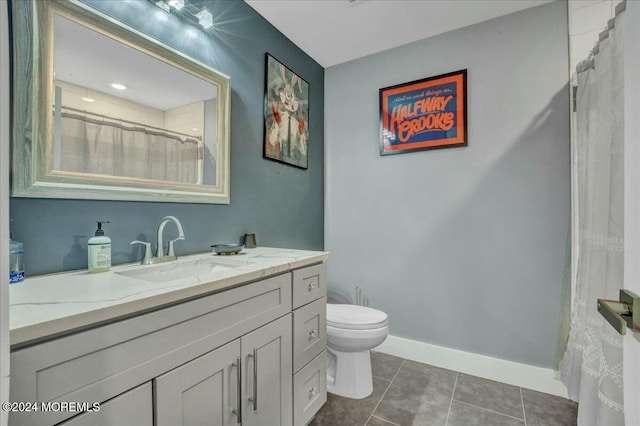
310,352,578,426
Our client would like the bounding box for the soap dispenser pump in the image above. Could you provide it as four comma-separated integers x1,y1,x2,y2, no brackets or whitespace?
88,221,111,273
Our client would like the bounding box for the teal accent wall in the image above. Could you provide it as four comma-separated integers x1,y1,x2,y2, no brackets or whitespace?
10,0,324,275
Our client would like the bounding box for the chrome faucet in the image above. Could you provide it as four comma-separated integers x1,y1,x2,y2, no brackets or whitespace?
130,216,185,265
156,216,185,259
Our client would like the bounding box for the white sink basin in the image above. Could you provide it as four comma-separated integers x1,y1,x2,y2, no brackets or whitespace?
117,256,249,283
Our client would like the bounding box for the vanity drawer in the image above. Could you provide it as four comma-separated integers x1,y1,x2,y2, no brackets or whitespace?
293,297,326,373
293,350,327,426
57,382,152,426
292,263,326,309
9,273,292,426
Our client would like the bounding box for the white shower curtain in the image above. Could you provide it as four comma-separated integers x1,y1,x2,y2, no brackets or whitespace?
561,6,626,426
59,114,202,184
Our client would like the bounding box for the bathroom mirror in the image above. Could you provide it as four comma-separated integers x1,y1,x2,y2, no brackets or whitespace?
12,0,231,204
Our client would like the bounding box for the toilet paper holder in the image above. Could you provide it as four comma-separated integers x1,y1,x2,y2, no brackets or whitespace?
355,286,368,307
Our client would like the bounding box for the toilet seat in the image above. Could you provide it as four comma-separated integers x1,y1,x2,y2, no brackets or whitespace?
327,304,388,330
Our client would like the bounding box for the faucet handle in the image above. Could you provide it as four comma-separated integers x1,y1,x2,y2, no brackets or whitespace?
167,236,185,257
130,240,152,265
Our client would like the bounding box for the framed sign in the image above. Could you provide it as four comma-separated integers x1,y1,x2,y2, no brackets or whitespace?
379,69,467,155
263,53,309,169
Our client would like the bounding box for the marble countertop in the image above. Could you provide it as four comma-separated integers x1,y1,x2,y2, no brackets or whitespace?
9,247,329,347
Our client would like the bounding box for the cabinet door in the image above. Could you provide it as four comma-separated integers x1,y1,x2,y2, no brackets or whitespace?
292,263,326,309
241,314,293,426
293,297,326,373
59,382,152,426
293,350,327,426
155,339,241,426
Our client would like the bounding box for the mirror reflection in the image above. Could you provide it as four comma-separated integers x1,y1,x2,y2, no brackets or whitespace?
11,0,230,204
52,14,218,186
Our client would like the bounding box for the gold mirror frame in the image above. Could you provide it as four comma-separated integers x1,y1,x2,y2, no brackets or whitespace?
12,0,231,204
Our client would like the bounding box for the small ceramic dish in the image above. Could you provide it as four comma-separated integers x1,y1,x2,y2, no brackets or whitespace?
211,244,244,255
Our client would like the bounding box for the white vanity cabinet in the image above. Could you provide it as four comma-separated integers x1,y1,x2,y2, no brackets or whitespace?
291,263,328,426
155,314,292,426
9,261,327,426
155,340,240,426
59,383,153,426
240,314,293,426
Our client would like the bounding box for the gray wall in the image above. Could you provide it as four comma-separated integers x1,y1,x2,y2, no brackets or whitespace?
10,0,324,275
324,1,570,368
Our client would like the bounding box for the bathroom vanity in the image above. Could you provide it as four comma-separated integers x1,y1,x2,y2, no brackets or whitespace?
8,247,328,426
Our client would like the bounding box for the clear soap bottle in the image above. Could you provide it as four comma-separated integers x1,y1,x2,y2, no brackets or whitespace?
9,239,25,283
88,221,111,273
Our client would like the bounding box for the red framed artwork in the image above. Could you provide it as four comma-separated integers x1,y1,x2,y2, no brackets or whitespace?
379,69,467,155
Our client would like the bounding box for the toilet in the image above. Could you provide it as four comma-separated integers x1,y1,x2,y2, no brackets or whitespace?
326,303,389,399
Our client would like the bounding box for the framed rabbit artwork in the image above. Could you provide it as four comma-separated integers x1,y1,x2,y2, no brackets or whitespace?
263,53,310,169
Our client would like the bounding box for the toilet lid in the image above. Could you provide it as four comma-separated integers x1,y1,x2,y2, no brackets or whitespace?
327,304,388,330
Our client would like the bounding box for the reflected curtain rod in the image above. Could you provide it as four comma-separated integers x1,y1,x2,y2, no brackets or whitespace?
58,105,202,141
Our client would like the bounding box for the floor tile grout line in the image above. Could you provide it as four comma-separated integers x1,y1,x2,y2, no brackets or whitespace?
452,399,526,422
372,375,393,382
444,372,459,426
369,414,403,426
365,359,406,426
520,387,527,426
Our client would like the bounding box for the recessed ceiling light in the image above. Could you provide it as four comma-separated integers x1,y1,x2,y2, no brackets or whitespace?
81,97,95,103
111,83,127,90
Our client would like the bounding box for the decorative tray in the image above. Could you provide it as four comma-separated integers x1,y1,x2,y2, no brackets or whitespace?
211,244,244,255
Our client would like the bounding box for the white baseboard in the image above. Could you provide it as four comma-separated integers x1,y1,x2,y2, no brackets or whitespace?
376,335,569,398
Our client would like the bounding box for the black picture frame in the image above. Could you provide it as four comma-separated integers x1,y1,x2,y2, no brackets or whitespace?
263,53,310,169
379,69,467,156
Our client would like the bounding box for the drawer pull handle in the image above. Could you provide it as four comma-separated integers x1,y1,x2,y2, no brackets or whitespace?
309,329,318,340
308,386,318,399
248,349,258,411
232,357,242,424
307,283,314,292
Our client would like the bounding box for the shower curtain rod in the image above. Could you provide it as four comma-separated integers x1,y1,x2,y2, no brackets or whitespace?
58,105,203,141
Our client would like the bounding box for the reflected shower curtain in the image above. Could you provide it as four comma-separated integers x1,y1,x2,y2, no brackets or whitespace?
59,115,201,184
560,6,625,426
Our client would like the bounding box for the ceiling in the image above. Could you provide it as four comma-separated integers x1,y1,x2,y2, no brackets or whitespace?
54,13,217,111
245,0,555,68
54,0,556,108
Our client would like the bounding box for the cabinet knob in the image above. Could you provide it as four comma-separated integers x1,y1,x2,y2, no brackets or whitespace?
308,329,318,340
307,283,314,292
308,386,318,399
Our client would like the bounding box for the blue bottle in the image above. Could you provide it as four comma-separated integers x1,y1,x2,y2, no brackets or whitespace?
9,239,25,284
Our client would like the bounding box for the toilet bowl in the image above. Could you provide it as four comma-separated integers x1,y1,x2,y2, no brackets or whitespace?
326,303,389,399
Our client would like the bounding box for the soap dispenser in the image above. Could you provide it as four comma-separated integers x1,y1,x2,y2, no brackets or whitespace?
88,221,111,273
